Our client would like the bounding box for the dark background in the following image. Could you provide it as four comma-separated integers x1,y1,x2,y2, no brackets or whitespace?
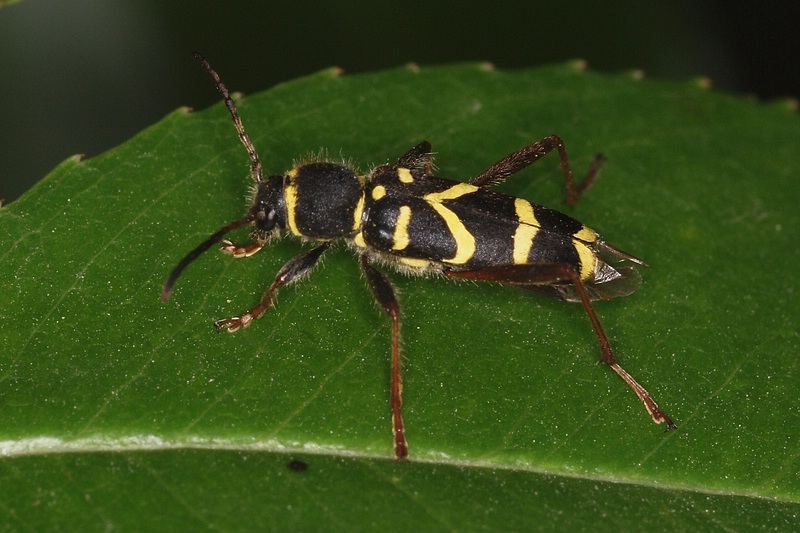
1,0,798,203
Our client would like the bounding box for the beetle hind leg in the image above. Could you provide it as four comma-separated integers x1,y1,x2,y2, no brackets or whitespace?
446,263,676,430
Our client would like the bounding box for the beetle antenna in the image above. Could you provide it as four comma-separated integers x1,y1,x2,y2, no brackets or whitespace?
162,215,253,302
192,52,264,184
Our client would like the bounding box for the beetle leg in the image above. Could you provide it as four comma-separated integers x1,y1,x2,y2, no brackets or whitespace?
396,141,433,174
360,255,409,460
214,242,332,332
220,239,264,258
471,134,605,207
446,264,676,430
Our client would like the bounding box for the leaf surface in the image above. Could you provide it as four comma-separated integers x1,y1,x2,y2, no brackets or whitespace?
1,62,799,530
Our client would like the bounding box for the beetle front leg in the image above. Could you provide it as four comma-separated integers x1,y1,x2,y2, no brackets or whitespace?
446,263,676,430
220,239,264,258
215,242,332,332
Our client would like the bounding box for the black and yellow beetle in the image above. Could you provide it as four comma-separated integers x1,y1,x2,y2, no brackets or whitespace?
163,53,675,460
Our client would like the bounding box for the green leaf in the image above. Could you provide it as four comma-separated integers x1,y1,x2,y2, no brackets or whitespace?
1,62,799,530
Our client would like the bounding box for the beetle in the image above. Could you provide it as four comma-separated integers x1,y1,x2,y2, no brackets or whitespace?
163,53,675,460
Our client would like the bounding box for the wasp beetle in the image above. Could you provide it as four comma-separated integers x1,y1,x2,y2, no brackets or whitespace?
163,53,675,460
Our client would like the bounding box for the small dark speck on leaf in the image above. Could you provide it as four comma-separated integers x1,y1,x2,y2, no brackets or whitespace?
287,459,309,472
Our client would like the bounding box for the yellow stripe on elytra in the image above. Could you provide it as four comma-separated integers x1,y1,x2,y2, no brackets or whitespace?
571,226,598,280
423,183,478,264
397,167,414,183
574,240,597,281
398,256,431,269
573,226,598,244
426,182,479,201
392,205,412,250
513,198,539,264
